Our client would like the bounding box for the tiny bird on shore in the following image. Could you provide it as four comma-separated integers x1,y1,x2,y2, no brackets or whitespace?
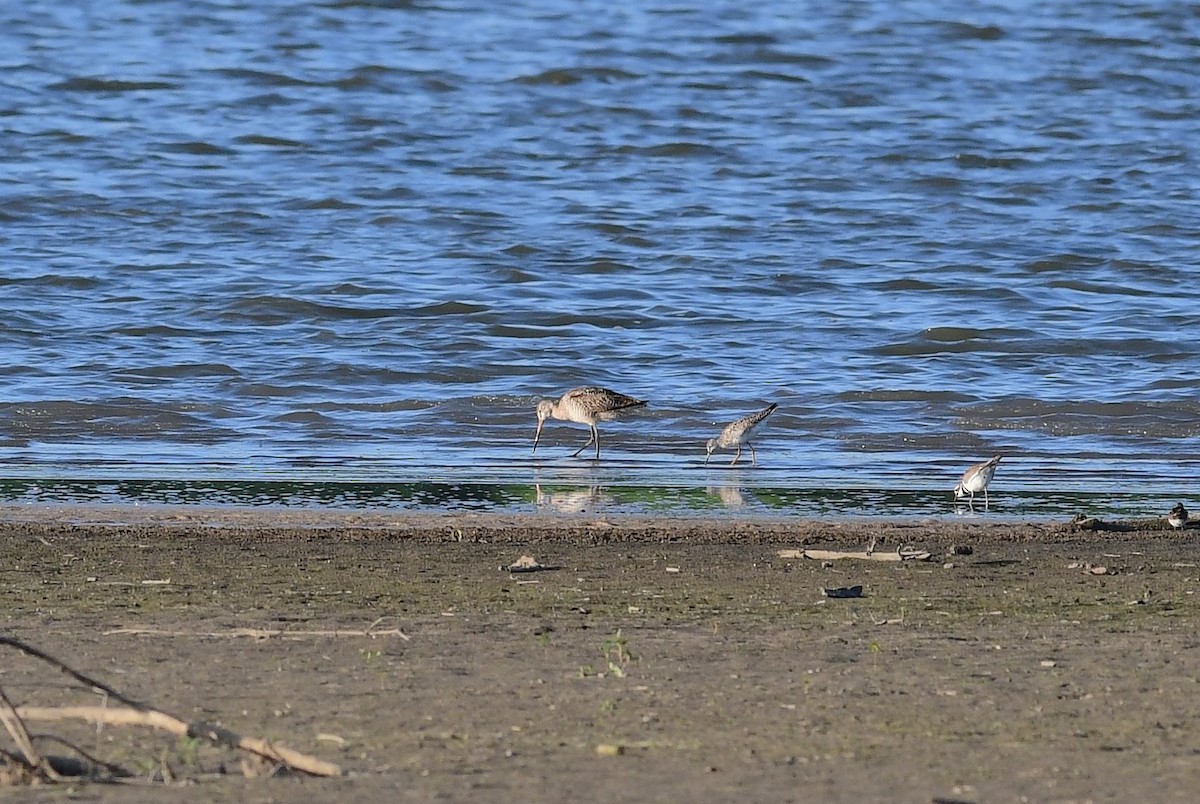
705,402,778,467
953,455,1002,511
533,386,646,461
1168,502,1189,529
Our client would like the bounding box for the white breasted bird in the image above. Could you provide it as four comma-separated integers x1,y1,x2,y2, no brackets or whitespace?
953,455,1002,511
705,402,778,467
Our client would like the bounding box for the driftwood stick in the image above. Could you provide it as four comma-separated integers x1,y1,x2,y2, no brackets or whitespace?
0,685,61,781
102,627,409,640
17,707,342,778
0,636,341,778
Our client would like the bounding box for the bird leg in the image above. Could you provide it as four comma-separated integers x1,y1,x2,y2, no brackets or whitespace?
592,426,601,460
571,428,596,458
984,487,989,511
748,442,757,467
729,445,741,466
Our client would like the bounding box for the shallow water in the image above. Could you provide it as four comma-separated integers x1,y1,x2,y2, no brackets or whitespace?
1,1,1198,518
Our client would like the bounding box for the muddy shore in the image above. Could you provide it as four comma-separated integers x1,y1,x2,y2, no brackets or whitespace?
2,506,1199,802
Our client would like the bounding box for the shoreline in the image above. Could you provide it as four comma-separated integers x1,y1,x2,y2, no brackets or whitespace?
2,476,1188,523
0,501,1184,545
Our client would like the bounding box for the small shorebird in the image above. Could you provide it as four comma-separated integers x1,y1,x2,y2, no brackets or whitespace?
532,386,646,460
953,455,1002,511
1168,502,1189,529
705,402,778,467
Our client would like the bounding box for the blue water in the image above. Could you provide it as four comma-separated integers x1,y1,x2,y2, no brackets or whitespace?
1,1,1198,517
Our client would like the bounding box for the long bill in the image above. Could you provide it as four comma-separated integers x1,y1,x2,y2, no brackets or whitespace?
533,420,544,454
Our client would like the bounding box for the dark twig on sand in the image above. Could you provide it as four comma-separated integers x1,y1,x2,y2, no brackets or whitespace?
0,636,148,710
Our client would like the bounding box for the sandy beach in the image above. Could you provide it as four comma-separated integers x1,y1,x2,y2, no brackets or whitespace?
2,506,1199,802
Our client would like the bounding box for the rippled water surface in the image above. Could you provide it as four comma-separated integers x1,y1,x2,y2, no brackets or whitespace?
1,1,1198,517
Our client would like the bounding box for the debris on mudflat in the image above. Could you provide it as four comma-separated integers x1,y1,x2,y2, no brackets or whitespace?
1068,561,1110,575
1051,512,1193,533
782,548,933,562
822,585,864,599
502,555,555,573
898,547,934,561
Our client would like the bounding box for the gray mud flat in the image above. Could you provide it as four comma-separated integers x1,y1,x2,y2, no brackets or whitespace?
2,508,1199,802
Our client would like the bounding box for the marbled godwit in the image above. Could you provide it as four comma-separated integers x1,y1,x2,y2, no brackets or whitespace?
532,387,646,460
1168,502,1189,529
953,455,1002,511
705,402,778,466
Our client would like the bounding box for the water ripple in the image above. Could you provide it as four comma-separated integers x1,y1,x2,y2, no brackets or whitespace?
0,0,1198,510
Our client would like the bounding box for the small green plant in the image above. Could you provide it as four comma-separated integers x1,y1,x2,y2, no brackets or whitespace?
360,648,383,666
177,736,202,769
132,756,159,779
133,753,173,783
600,699,617,714
601,629,634,677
